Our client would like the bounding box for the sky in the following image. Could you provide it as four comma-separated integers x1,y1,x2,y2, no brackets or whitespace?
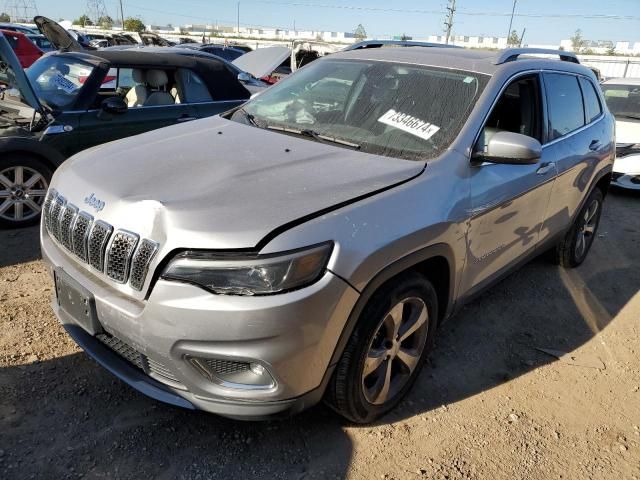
13,0,640,44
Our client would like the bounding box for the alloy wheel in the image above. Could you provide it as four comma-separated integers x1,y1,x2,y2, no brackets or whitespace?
361,297,430,405
0,165,49,223
575,198,599,260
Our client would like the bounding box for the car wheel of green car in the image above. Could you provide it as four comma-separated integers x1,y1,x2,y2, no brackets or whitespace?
0,154,52,229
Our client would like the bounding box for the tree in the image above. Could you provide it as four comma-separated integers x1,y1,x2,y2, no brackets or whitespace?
75,14,93,26
123,17,145,33
0,12,10,22
606,44,616,56
570,29,588,53
98,15,114,29
354,24,367,41
507,29,520,47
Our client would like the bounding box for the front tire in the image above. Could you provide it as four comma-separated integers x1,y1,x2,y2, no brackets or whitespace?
554,188,603,268
0,154,52,229
326,272,438,423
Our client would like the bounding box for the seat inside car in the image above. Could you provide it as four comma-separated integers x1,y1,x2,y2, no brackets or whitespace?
144,69,175,106
125,69,148,107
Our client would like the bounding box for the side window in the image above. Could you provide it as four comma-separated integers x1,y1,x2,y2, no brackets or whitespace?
5,34,18,49
476,74,542,152
579,77,603,123
544,73,585,141
175,69,213,103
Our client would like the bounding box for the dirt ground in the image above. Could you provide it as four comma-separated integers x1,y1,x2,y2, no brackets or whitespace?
0,189,639,480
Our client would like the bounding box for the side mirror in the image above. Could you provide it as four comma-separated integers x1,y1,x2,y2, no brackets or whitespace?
237,72,253,84
476,131,542,165
100,96,128,115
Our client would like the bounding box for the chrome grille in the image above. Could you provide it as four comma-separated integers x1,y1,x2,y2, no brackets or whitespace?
45,191,159,290
59,204,78,251
88,221,114,272
106,231,139,283
71,212,93,262
49,194,66,241
129,239,159,291
96,332,183,387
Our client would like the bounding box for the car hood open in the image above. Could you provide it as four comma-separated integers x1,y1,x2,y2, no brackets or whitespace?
0,31,42,112
232,46,290,79
51,115,424,251
34,16,84,52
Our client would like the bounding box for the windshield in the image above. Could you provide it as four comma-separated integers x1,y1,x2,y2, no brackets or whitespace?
602,84,640,120
231,59,489,161
26,55,96,110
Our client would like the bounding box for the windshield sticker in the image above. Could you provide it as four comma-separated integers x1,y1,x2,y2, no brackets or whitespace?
53,73,77,94
378,109,440,141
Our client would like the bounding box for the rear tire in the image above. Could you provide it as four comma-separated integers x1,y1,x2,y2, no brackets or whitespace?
0,154,52,229
325,272,438,423
554,188,603,268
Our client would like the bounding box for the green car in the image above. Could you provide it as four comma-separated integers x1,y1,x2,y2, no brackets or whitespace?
0,25,252,228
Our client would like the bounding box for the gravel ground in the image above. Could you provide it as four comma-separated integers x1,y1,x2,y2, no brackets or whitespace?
1,189,639,480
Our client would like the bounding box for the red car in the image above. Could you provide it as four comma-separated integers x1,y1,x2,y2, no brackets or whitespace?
0,29,42,68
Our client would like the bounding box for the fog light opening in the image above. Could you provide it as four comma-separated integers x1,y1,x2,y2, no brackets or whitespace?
188,356,275,390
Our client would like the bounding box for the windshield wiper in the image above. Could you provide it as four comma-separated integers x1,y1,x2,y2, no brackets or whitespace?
266,125,361,150
615,113,640,120
236,107,260,128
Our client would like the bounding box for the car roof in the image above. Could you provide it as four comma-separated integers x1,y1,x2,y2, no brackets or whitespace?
603,77,640,86
0,28,27,38
330,46,593,77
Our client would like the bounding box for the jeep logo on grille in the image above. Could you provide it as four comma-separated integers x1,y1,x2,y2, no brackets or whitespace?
84,193,105,212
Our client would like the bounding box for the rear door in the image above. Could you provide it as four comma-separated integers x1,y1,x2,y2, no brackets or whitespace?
538,73,610,241
461,73,558,295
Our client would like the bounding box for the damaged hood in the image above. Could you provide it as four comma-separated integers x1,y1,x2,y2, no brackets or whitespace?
51,115,423,251
232,46,290,79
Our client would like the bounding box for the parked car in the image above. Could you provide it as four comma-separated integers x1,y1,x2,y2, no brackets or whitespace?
232,42,338,84
26,33,55,52
0,22,38,35
0,28,42,67
343,39,461,51
0,29,252,228
601,78,640,190
177,43,247,62
40,47,614,422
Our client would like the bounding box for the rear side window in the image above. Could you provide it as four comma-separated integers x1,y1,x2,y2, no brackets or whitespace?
544,73,585,141
5,34,18,49
579,77,602,123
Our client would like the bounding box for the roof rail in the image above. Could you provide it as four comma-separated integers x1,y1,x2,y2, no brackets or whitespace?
494,48,580,65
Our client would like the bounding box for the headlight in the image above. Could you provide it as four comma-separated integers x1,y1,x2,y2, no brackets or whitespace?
162,242,333,296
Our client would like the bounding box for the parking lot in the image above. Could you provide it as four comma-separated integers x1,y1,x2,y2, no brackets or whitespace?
0,188,637,480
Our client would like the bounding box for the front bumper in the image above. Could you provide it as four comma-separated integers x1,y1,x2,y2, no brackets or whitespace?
42,232,360,419
612,155,640,190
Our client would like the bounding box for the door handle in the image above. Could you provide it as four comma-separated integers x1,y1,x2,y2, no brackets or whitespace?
536,162,556,175
589,140,602,151
177,116,197,123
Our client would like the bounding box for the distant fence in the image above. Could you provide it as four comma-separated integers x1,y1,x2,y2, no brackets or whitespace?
578,55,640,79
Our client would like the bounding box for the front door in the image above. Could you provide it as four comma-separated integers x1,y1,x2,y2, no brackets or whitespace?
461,73,557,296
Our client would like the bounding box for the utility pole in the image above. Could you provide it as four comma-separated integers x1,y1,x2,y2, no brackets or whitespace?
519,27,526,47
506,0,517,41
119,0,124,29
237,1,240,35
444,0,456,45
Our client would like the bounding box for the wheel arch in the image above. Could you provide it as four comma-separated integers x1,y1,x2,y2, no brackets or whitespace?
0,138,66,172
328,243,456,370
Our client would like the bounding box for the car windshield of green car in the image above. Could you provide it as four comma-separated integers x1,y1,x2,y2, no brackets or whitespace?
231,59,490,161
25,55,97,111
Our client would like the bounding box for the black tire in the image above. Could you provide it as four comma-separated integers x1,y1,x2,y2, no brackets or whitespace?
325,272,438,423
0,154,53,229
554,188,604,268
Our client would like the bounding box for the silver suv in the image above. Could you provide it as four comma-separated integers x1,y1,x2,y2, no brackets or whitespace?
41,47,614,423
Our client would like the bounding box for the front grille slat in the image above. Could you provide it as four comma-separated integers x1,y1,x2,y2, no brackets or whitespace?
88,221,114,272
106,231,139,283
129,239,159,291
45,191,159,291
59,204,78,251
71,212,93,262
